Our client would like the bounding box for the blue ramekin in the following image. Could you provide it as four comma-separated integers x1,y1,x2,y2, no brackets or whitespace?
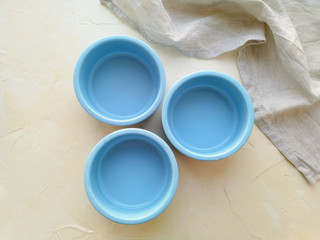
74,36,166,126
162,71,254,161
84,128,179,224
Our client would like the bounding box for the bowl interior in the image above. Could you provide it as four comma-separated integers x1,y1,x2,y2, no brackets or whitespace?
165,73,252,160
86,131,176,223
77,37,162,123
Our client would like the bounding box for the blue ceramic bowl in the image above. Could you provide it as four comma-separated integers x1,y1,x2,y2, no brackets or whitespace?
74,36,166,126
162,71,254,161
84,128,178,224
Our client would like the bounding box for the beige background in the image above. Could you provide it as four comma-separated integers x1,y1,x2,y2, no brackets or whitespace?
1,0,320,239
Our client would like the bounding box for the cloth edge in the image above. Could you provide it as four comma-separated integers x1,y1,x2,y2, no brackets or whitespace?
255,117,320,184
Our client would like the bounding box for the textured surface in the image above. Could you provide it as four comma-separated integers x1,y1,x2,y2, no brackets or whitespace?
1,0,320,239
102,0,320,184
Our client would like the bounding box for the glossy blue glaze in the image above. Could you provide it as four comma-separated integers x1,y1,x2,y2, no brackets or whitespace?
74,36,165,126
162,71,254,161
84,129,178,224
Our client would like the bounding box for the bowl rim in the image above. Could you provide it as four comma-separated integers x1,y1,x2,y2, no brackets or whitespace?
162,71,254,161
74,35,166,126
84,128,179,225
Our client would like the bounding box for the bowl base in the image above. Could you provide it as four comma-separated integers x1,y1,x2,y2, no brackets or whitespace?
89,54,156,118
99,138,168,208
171,87,238,151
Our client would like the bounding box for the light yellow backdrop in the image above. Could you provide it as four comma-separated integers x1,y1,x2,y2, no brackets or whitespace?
1,0,319,239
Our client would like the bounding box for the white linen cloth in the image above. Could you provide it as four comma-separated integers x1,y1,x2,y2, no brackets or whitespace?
101,0,320,184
